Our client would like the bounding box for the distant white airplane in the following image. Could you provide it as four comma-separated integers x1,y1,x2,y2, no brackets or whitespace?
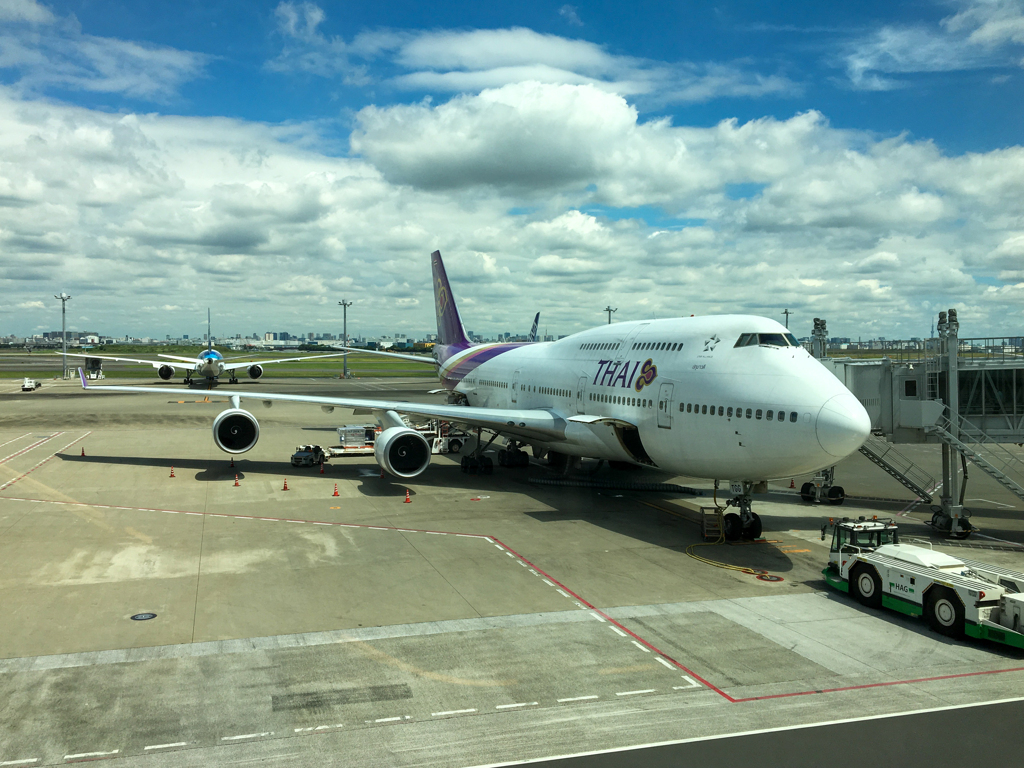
80,251,870,540
65,309,346,385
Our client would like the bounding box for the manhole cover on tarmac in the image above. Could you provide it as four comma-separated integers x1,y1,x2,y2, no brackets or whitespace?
756,574,784,582
130,613,157,621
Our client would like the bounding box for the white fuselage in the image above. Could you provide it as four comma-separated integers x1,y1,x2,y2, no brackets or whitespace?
445,315,870,481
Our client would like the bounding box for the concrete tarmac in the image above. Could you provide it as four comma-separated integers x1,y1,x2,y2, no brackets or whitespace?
1,377,1023,766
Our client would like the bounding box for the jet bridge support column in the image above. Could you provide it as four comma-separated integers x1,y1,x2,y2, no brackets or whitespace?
935,309,971,538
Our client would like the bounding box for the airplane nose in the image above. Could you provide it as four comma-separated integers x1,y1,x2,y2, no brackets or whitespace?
816,393,871,458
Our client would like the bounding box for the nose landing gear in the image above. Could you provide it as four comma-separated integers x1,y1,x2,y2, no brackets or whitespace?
723,481,763,541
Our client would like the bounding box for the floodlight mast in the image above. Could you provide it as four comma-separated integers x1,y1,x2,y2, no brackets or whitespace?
339,300,352,379
54,292,71,378
604,305,617,324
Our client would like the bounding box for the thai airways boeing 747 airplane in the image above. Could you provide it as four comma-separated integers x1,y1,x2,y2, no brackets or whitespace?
80,250,870,540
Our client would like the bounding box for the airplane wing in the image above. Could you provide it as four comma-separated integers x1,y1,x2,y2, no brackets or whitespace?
326,346,438,365
219,352,349,372
61,353,183,370
78,369,565,442
157,354,202,363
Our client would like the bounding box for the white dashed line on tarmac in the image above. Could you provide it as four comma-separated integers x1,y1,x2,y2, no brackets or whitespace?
616,689,656,697
609,626,627,637
673,676,701,689
220,732,272,741
1,759,40,766
495,702,538,709
64,750,119,761
373,716,406,723
425,531,446,535
542,579,554,586
557,695,599,703
294,724,343,733
656,657,675,669
143,742,188,751
494,544,505,550
431,709,477,716
556,589,571,598
590,611,606,622
632,640,651,653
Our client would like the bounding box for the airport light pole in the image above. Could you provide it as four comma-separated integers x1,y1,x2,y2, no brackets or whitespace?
603,305,617,324
339,299,352,379
782,308,792,329
54,292,71,378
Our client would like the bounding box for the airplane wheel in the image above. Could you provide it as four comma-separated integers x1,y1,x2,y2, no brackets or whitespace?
518,451,530,468
799,482,815,503
742,513,762,540
926,587,964,638
497,450,507,467
827,486,845,505
850,564,882,608
481,457,494,475
723,513,742,541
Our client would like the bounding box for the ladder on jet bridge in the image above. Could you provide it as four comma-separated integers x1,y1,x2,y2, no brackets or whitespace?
928,415,1024,503
858,434,936,502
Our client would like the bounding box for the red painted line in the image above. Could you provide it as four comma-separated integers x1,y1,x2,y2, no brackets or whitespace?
0,433,87,492
0,432,62,465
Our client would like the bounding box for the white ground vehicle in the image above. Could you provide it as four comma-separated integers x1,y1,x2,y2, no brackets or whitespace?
822,517,1024,649
290,421,469,464
290,444,327,467
21,378,41,391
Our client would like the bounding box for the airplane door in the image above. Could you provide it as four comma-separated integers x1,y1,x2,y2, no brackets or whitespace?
512,369,520,404
657,382,674,429
576,376,587,414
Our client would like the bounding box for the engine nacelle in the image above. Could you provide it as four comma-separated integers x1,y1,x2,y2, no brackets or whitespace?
248,364,264,380
213,408,260,454
158,365,174,380
374,427,431,478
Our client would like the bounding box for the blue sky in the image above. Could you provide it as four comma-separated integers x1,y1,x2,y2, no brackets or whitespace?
1,0,1023,339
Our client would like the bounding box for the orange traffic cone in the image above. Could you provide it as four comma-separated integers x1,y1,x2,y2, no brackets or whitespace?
81,447,85,457
789,478,795,489
319,461,325,475
282,479,289,491
234,474,239,487
169,466,175,478
404,489,411,504
332,483,339,497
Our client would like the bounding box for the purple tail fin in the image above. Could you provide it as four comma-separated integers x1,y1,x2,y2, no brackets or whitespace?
431,251,471,356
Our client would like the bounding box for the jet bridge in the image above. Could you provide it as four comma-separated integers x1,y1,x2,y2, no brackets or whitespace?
812,312,1024,538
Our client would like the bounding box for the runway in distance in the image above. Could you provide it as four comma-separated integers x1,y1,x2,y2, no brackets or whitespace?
65,309,346,385
80,251,871,540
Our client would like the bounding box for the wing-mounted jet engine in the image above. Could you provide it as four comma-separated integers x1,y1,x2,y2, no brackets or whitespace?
247,364,264,380
158,365,175,380
213,408,260,453
374,426,431,478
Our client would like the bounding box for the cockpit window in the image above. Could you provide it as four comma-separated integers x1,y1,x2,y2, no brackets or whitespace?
784,333,799,347
758,333,789,347
734,333,757,347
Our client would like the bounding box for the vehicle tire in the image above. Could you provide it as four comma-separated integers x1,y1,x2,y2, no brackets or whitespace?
799,482,815,503
448,439,462,454
926,587,965,638
850,564,883,608
826,486,845,505
723,513,742,542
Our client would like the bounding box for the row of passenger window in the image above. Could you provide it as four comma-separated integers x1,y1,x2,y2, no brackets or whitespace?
580,341,621,351
734,332,800,348
590,392,654,408
481,379,508,389
632,341,683,352
683,402,799,423
523,384,570,398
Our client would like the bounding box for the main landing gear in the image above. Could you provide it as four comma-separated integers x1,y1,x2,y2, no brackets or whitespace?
498,441,530,468
461,427,496,475
722,481,763,541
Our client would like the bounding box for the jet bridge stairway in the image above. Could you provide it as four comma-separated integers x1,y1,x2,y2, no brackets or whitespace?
928,415,1024,503
858,434,936,502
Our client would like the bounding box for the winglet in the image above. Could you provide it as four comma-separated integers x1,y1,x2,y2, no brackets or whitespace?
78,367,88,389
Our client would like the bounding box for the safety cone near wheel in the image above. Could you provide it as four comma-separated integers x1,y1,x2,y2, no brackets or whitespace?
404,489,411,503
332,483,339,497
282,479,289,491
169,466,175,478
81,447,85,457
789,478,795,489
320,461,325,475
234,474,239,487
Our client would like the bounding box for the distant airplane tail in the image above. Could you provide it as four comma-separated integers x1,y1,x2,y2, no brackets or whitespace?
528,312,540,343
208,308,213,351
431,250,471,362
